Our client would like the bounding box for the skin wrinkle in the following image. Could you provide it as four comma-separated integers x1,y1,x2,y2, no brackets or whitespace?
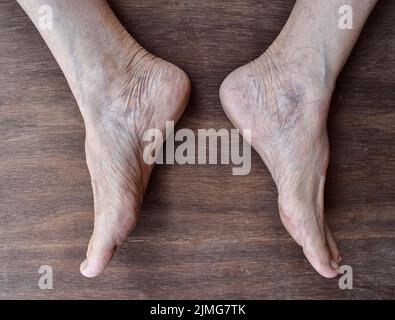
14,0,192,278
220,22,339,277
17,0,375,278
219,1,379,277
82,47,190,262
77,37,189,275
254,55,306,136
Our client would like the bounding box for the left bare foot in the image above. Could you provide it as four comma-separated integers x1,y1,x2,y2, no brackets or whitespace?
220,40,341,278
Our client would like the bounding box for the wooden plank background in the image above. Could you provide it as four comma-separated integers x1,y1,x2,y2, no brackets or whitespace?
0,0,394,299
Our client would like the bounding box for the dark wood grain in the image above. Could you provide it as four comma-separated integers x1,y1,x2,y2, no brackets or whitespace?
0,0,394,299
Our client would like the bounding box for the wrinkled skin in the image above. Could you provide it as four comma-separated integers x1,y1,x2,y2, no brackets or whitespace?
17,0,376,279
219,0,377,278
220,44,341,278
78,46,190,277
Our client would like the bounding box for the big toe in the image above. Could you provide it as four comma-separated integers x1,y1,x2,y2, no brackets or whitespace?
80,227,120,278
303,231,339,279
279,200,339,278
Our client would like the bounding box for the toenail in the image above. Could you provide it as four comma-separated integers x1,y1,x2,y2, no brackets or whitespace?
330,259,339,272
80,259,89,273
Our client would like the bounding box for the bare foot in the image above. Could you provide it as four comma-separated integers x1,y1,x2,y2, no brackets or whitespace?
77,41,190,277
220,41,341,278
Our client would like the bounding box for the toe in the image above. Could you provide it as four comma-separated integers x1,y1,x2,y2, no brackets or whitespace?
279,201,339,278
80,230,117,278
325,223,342,263
303,226,339,278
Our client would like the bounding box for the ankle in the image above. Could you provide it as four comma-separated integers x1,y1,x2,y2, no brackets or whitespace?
72,36,154,109
263,36,337,91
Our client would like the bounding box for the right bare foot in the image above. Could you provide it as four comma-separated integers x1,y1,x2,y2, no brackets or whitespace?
76,39,190,278
220,40,341,278
16,0,190,278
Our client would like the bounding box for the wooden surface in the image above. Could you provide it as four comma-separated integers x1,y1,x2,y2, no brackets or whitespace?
0,0,394,299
